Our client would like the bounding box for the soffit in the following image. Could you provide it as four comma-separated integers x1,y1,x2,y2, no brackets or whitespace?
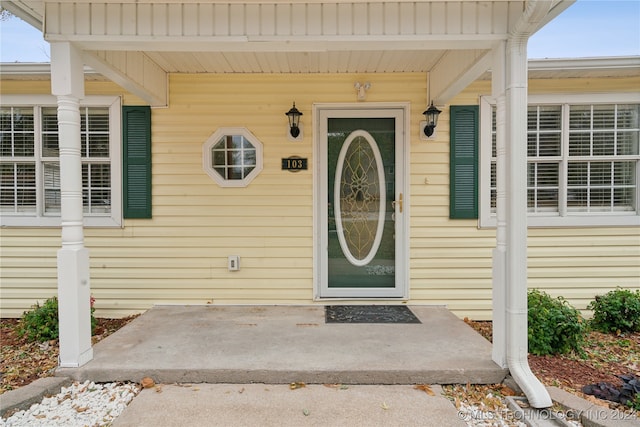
477,57,640,80
527,57,640,79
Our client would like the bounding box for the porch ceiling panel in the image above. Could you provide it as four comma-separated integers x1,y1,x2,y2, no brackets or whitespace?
140,50,446,74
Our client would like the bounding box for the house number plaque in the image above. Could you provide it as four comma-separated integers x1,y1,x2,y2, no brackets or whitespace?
282,157,308,172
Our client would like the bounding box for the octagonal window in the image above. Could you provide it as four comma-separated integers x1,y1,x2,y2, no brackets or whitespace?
202,127,263,187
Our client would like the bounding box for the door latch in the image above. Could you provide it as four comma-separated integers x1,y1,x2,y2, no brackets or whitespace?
392,193,403,213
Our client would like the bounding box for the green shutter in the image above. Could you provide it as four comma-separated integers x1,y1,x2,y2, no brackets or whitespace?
123,106,152,219
449,105,479,219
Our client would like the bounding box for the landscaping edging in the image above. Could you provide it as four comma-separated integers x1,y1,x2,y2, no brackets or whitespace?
0,376,71,418
547,386,640,427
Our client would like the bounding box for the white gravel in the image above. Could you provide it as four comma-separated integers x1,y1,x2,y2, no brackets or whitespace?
456,401,527,426
1,381,140,427
456,400,583,427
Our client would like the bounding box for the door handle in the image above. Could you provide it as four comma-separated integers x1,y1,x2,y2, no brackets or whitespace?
392,193,403,213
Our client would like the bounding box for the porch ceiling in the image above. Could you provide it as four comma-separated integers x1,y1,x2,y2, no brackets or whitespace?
131,49,449,74
3,1,574,106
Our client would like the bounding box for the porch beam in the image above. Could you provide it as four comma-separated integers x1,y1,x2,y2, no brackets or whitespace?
83,51,168,107
0,1,43,28
43,1,523,42
49,37,502,53
51,41,93,368
429,49,493,105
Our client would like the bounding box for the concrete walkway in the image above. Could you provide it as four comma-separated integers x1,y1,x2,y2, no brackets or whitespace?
57,305,506,385
112,383,467,427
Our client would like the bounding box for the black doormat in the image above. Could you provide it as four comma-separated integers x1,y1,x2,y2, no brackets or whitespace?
325,305,421,324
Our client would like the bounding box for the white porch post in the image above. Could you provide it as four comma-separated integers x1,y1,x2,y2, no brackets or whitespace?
491,41,507,369
51,42,93,368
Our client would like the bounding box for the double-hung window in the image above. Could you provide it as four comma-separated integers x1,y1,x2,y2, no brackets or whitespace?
480,93,640,227
0,95,122,227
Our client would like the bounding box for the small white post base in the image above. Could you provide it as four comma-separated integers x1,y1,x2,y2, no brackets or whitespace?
57,247,94,368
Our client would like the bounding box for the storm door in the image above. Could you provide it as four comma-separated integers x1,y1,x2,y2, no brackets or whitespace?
317,107,407,298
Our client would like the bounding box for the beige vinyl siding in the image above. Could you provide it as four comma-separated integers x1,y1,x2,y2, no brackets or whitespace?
527,227,640,310
440,78,640,319
1,74,638,320
1,73,424,317
410,79,493,318
0,80,146,104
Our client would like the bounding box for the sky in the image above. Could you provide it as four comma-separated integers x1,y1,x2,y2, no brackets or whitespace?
0,0,639,62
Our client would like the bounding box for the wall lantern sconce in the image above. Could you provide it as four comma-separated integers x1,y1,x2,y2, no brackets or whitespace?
422,101,442,138
285,102,303,140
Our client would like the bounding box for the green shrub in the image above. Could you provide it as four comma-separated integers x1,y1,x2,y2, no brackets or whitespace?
18,296,97,343
90,296,97,333
528,289,587,356
588,288,640,334
18,296,60,342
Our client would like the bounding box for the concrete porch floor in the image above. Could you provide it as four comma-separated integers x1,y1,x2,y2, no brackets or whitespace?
57,305,508,385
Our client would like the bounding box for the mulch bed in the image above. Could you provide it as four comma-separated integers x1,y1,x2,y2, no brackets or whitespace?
464,318,639,412
1,316,138,394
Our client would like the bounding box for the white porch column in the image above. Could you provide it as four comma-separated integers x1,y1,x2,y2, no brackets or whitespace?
51,42,93,367
491,42,507,369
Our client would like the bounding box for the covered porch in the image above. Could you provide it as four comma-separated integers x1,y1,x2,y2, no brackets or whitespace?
57,305,507,385
3,0,576,409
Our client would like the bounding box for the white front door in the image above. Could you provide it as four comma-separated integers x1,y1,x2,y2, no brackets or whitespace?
316,106,408,298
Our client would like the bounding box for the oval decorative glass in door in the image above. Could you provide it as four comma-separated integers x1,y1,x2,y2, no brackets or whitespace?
334,130,386,266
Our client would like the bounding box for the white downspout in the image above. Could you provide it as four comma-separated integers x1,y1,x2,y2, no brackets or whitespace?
505,0,559,409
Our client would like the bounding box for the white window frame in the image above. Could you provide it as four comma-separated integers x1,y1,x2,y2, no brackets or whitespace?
0,95,122,227
202,127,263,188
480,93,640,228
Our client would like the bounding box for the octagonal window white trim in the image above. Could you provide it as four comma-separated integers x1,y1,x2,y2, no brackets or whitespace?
202,127,263,187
